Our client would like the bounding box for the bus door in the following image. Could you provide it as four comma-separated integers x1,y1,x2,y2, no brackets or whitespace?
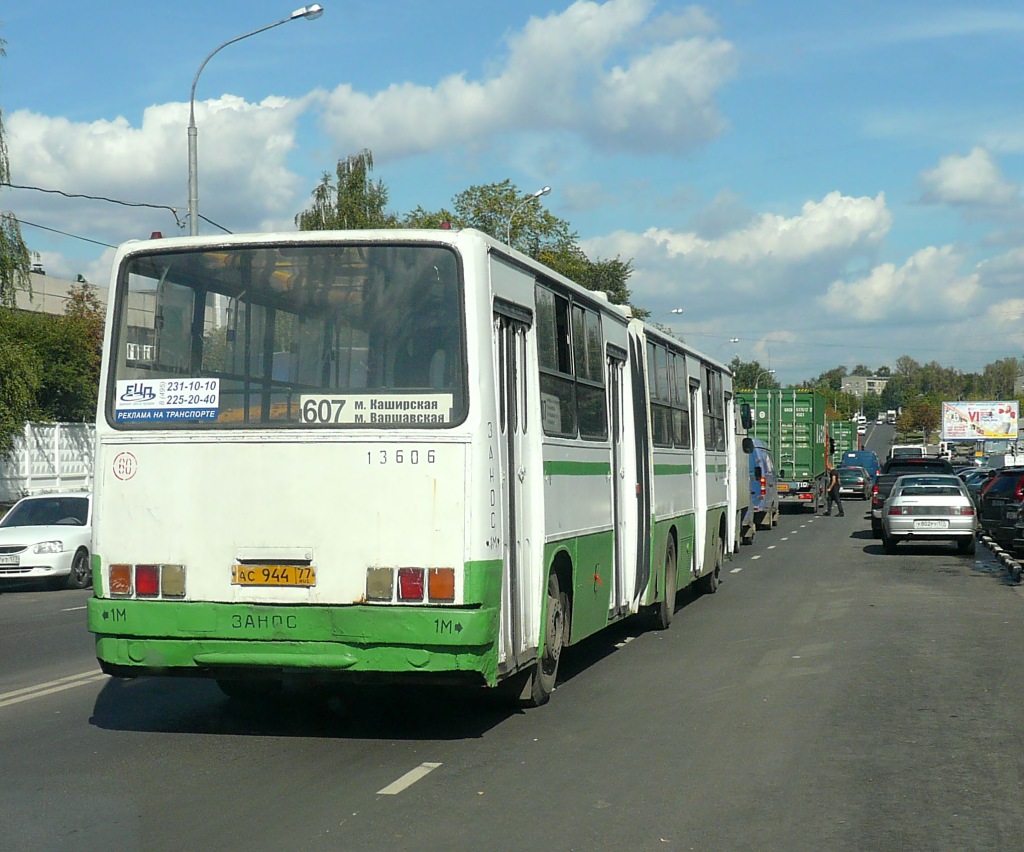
690,378,707,577
628,332,652,603
607,351,628,618
495,312,531,672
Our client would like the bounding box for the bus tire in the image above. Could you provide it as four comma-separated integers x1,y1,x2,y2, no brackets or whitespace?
65,548,92,589
700,537,722,595
526,572,566,707
653,538,677,630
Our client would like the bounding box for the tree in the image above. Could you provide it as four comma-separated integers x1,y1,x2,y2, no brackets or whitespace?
0,307,100,423
0,33,31,308
295,149,399,231
730,357,778,390
0,317,41,458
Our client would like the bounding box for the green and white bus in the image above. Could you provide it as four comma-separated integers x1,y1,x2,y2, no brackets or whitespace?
87,228,741,705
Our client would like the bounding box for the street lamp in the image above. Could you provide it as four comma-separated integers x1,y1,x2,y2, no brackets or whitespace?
506,185,551,247
754,368,776,390
187,4,325,236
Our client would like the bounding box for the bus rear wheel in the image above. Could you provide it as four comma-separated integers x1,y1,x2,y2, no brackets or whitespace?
652,539,677,630
699,537,722,595
526,572,566,707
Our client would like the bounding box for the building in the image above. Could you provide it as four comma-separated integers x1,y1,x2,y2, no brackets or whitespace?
843,375,890,397
14,270,108,316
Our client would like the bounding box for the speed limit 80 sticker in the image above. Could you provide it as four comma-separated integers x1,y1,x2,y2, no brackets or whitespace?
299,394,453,425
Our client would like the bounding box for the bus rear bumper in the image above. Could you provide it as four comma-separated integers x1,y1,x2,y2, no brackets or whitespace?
88,598,500,686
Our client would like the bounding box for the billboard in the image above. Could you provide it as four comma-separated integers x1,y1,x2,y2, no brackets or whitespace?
941,400,1018,441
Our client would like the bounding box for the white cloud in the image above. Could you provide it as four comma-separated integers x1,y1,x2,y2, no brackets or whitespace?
318,0,736,157
920,147,1019,207
638,191,890,265
7,94,313,242
819,245,979,321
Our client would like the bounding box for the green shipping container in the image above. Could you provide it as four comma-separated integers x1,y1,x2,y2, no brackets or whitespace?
828,420,857,460
737,389,828,482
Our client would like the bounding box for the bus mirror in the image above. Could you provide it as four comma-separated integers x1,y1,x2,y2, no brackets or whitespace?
742,437,754,454
740,402,753,430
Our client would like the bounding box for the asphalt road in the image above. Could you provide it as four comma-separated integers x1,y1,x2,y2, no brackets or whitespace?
3,505,1024,851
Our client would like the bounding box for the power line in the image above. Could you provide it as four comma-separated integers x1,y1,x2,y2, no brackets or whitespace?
2,180,233,234
14,218,116,249
2,181,186,229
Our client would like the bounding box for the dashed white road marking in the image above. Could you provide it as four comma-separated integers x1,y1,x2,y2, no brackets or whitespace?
730,567,743,573
767,545,777,549
377,762,443,795
750,555,761,560
0,670,107,709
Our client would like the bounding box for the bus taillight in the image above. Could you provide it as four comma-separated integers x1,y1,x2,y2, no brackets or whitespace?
428,568,456,602
397,568,425,601
136,564,160,597
109,564,133,596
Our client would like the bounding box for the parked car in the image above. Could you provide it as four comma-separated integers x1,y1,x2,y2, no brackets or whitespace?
743,439,779,541
0,492,92,589
960,468,995,508
977,466,1024,547
838,466,872,500
881,474,977,555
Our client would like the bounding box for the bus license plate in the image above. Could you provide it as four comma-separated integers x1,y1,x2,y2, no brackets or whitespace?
231,565,316,587
914,520,948,530
0,554,19,566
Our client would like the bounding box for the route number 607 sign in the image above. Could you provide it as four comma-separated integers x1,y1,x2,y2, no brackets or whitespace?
299,394,453,425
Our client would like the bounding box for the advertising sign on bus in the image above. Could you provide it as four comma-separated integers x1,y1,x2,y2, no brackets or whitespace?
941,400,1019,440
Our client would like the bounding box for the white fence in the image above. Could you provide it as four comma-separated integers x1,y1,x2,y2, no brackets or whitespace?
0,422,95,503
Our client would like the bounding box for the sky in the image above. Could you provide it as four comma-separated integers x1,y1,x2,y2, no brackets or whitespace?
3,0,1024,385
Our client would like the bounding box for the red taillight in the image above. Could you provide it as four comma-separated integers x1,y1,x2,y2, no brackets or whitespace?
397,567,425,601
760,477,767,497
887,506,906,515
1015,477,1024,501
135,564,160,597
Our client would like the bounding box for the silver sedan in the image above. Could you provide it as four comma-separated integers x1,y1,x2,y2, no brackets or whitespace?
881,474,977,556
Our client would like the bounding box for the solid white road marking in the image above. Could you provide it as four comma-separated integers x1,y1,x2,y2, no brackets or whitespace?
0,670,107,709
61,605,87,612
377,762,443,795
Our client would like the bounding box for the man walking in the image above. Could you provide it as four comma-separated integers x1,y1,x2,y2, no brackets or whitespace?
824,466,844,517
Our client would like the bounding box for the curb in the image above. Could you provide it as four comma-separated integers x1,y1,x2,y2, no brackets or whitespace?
979,530,1022,583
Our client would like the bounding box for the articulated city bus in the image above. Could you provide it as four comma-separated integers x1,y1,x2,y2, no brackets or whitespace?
87,228,740,705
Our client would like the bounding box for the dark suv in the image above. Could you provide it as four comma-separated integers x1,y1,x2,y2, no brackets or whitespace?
977,467,1024,547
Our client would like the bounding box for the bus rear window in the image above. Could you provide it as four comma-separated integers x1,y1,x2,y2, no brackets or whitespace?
107,243,467,429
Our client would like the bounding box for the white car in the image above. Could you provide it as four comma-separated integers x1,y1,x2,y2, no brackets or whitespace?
0,492,92,589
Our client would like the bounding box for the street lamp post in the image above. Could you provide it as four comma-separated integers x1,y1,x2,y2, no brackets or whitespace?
506,186,551,247
187,4,324,236
754,368,776,390
752,368,775,413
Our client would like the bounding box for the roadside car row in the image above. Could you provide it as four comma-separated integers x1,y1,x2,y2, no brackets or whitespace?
0,491,93,590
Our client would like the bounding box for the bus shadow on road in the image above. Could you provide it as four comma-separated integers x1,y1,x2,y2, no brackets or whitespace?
88,591,707,741
89,675,517,739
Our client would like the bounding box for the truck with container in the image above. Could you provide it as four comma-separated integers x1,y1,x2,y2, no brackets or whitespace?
738,388,829,514
828,419,858,462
